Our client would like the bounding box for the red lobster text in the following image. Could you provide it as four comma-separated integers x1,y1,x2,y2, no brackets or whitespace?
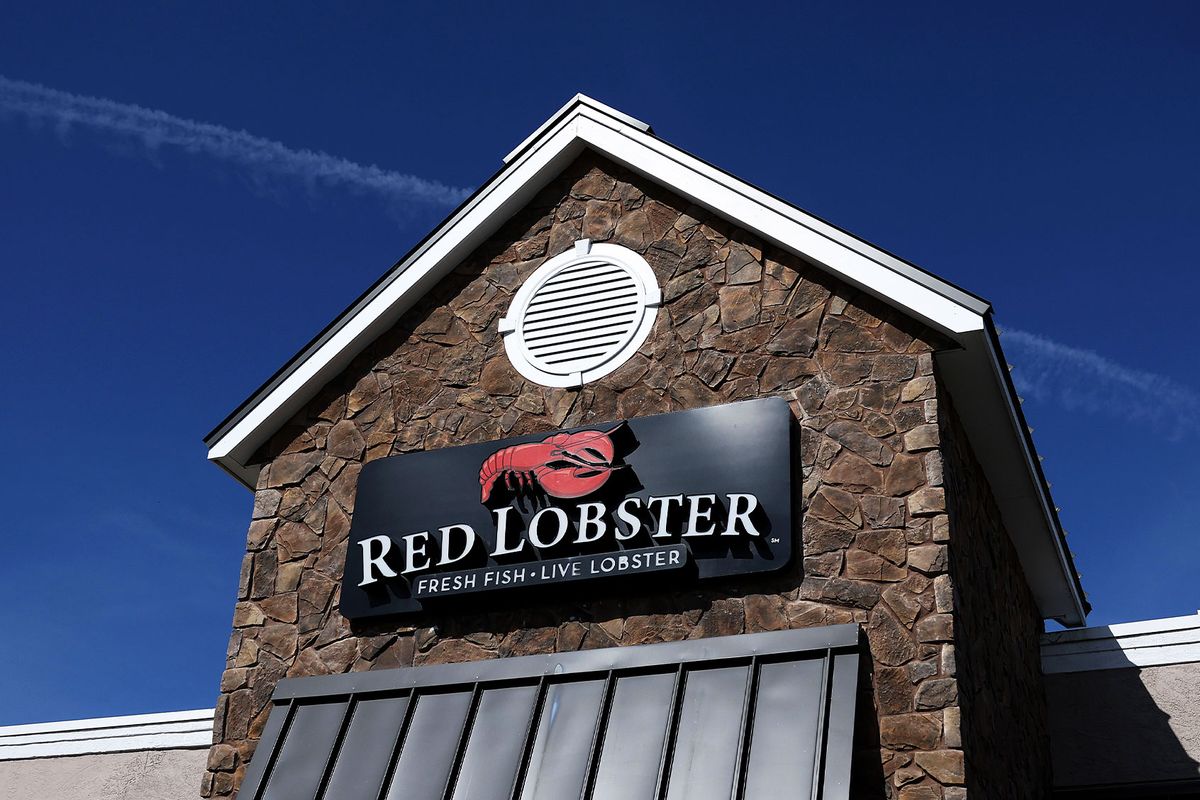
479,425,621,502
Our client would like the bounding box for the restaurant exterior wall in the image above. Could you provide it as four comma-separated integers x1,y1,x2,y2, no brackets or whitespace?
1048,662,1200,791
940,395,1052,798
203,153,1043,799
1042,613,1200,794
0,749,207,800
0,709,213,800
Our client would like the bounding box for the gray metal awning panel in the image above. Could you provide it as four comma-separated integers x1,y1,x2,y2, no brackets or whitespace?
238,625,861,800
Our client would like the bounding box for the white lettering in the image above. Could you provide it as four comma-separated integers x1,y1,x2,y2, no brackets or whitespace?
723,493,763,536
436,524,477,566
491,506,525,556
402,532,432,574
615,497,642,540
357,535,397,586
528,507,569,548
682,494,718,537
575,502,607,544
646,494,684,538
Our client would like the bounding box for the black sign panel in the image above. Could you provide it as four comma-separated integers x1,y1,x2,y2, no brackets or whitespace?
340,398,793,619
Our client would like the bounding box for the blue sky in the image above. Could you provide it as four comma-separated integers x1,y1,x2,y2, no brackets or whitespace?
1,2,1197,725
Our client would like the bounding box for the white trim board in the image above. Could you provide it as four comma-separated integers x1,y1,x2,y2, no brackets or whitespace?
202,94,1087,627
1042,612,1200,674
0,709,213,760
204,96,988,470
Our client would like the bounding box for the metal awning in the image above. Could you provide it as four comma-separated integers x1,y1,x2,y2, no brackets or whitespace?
238,625,861,800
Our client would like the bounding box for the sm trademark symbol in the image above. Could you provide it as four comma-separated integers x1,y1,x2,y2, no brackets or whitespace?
770,537,781,544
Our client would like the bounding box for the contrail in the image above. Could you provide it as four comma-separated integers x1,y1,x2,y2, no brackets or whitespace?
1004,328,1200,441
0,75,470,207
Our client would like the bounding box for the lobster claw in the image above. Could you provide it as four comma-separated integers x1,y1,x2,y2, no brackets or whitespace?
545,428,617,469
536,465,614,499
535,427,621,498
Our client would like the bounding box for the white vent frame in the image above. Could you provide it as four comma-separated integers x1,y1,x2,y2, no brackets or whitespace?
499,239,662,388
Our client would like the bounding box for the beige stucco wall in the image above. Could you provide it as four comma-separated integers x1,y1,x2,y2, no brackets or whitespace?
1142,663,1200,762
1046,661,1200,788
0,748,206,800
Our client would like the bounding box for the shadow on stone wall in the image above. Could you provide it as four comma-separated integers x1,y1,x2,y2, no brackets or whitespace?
852,642,888,799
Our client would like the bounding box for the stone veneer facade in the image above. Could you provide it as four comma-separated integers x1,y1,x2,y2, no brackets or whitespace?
940,396,1051,797
202,153,1050,799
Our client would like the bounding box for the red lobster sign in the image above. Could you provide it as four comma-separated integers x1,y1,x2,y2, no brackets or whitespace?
478,425,622,502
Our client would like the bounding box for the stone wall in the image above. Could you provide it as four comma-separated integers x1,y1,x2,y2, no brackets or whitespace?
939,395,1051,798
203,153,1017,799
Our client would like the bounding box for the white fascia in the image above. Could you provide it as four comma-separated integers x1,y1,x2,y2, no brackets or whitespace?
937,326,1088,627
205,114,593,478
204,95,1085,625
0,709,214,760
504,93,652,164
1041,612,1200,673
568,110,988,336
207,97,987,479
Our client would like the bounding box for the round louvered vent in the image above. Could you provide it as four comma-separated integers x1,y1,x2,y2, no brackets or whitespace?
500,240,661,388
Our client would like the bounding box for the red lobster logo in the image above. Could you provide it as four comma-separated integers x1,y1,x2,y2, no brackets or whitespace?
479,425,622,503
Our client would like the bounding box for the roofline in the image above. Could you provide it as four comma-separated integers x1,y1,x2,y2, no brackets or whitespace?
984,314,1089,623
0,709,213,760
205,97,653,451
203,162,516,450
239,625,861,799
986,317,1089,621
614,114,992,315
503,93,652,164
1041,611,1200,674
205,95,988,458
203,94,1087,626
571,104,991,321
276,624,861,701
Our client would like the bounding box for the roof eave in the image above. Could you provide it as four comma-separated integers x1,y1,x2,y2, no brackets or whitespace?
206,94,1087,625
937,319,1088,627
207,96,983,476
